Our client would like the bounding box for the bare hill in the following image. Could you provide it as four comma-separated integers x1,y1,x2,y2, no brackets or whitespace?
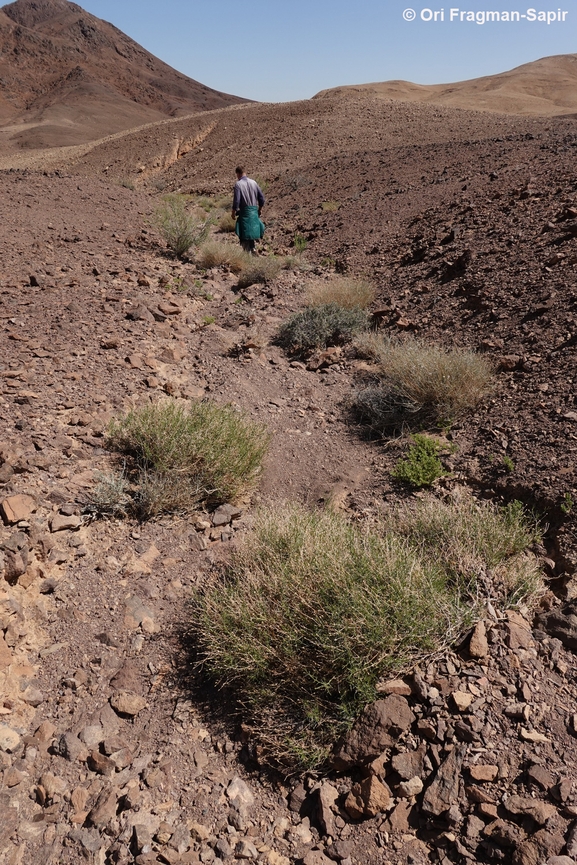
315,54,577,116
0,0,247,148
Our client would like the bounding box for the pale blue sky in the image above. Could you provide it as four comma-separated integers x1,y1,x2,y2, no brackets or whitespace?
79,0,576,102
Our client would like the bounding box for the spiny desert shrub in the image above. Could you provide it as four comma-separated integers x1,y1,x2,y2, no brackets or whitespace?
107,399,270,517
153,194,211,259
192,497,541,769
392,434,448,487
278,303,369,353
306,276,376,310
354,335,493,431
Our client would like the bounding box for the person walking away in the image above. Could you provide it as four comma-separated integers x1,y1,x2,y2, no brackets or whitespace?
231,166,265,253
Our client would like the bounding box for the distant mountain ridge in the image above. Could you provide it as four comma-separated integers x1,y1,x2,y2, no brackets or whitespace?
0,0,248,147
315,54,577,116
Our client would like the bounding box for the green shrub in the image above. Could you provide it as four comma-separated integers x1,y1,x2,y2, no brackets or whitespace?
153,195,211,259
392,434,448,487
192,497,541,769
107,399,270,517
278,303,369,353
354,335,493,431
294,233,308,253
502,455,515,473
306,276,375,310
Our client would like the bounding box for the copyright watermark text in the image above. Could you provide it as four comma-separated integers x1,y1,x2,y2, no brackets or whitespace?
403,7,569,23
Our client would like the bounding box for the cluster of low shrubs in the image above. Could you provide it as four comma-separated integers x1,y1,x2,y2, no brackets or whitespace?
99,237,532,772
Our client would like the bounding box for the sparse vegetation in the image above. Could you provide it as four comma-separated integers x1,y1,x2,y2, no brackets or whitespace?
392,434,449,487
201,315,215,326
153,194,211,259
192,496,542,768
119,178,136,191
354,335,493,431
561,492,574,515
278,303,369,353
85,470,131,518
106,399,270,518
306,276,376,310
237,256,282,289
218,213,237,233
293,233,308,253
502,455,515,473
321,200,340,212
197,240,249,273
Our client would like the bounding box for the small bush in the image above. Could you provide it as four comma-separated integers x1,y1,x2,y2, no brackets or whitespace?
107,399,270,517
321,200,340,212
237,256,282,289
197,241,249,273
306,276,376,310
354,335,492,431
294,233,308,253
153,195,211,259
278,303,369,353
85,470,131,518
192,497,541,768
392,434,448,487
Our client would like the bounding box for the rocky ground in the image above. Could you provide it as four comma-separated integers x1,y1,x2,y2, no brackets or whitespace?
0,91,577,865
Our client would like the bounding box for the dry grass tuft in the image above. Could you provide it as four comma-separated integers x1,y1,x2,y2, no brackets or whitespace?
218,213,237,233
197,241,249,273
107,399,270,518
354,335,493,431
192,496,541,769
306,276,376,310
237,256,282,288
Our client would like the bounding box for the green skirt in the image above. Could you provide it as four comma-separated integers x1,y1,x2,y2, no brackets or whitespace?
235,205,265,241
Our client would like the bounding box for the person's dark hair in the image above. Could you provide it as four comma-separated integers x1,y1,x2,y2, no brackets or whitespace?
235,165,245,175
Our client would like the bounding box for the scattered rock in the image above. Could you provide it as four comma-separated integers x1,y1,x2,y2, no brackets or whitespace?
0,726,21,752
334,696,415,768
344,776,391,819
421,743,466,816
468,621,489,657
0,494,35,524
110,692,148,717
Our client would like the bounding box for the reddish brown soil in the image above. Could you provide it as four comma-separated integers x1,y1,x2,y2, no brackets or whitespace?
0,0,247,149
0,64,577,865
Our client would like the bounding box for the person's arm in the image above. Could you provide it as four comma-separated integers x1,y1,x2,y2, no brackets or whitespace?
232,183,240,218
257,185,265,216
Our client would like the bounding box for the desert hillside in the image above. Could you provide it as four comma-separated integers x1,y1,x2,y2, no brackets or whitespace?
316,54,577,116
0,0,247,148
1,34,577,865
